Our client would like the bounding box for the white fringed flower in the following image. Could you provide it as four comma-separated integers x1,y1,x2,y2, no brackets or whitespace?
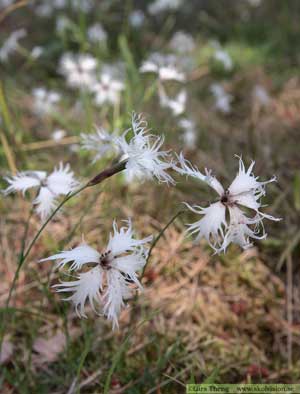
128,10,145,28
169,31,195,54
113,113,175,184
0,29,26,62
214,49,233,71
210,83,233,114
87,23,107,44
175,153,280,252
40,220,152,329
158,86,187,116
3,163,79,220
91,73,124,106
59,53,97,90
252,85,270,106
179,118,197,149
80,127,119,162
32,88,61,116
140,53,185,82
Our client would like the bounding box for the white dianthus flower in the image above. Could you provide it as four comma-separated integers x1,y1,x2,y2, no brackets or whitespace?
214,49,233,71
40,220,152,329
158,86,187,116
113,113,175,184
59,53,97,90
91,73,124,106
81,127,119,162
0,29,26,62
32,87,61,116
87,23,107,44
3,163,79,220
128,10,145,28
210,83,233,114
174,153,280,252
169,31,195,54
179,118,197,149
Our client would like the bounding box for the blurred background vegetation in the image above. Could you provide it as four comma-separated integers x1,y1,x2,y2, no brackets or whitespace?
1,0,300,392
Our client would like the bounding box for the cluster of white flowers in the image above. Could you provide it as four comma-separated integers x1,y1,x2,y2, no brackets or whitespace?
210,83,233,114
59,53,124,106
174,154,280,252
169,31,196,54
81,113,175,184
3,164,79,219
40,220,152,329
2,104,280,329
140,52,188,117
140,53,185,83
32,88,61,116
0,29,27,62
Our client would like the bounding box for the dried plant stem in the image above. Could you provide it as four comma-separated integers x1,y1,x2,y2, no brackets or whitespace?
21,136,80,151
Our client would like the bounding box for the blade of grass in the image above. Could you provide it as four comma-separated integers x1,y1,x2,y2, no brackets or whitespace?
142,209,185,277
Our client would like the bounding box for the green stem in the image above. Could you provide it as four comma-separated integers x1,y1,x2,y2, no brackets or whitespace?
141,209,185,278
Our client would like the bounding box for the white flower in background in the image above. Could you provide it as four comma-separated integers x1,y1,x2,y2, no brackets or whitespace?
0,0,14,9
56,15,72,33
3,164,79,220
32,88,61,116
87,23,107,44
247,0,262,6
158,86,187,116
0,29,26,62
53,0,67,9
40,220,152,329
128,10,145,28
91,73,124,106
30,46,44,59
179,118,197,149
210,83,233,114
169,31,195,54
52,129,67,141
81,127,119,162
211,41,233,71
174,154,280,252
59,53,97,90
71,0,93,12
114,113,175,184
214,49,233,71
148,0,182,14
140,53,185,82
252,85,270,106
